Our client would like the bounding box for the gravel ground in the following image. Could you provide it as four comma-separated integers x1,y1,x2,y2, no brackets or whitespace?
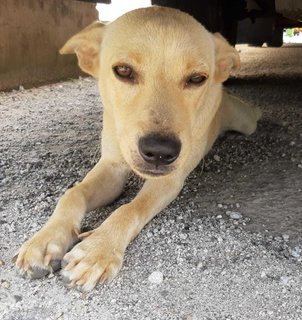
0,44,302,320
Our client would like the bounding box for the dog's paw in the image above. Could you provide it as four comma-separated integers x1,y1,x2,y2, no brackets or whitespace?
14,226,77,279
61,232,124,291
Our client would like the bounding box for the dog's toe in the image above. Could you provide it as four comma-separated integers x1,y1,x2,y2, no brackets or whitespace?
61,234,123,291
14,227,76,279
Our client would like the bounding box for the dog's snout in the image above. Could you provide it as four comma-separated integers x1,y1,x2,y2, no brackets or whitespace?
138,133,181,166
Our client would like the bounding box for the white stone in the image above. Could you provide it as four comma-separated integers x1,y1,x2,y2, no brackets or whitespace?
227,211,242,220
280,276,291,286
291,246,301,258
148,271,163,284
180,233,187,240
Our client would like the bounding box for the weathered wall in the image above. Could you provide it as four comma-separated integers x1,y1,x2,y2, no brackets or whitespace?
0,0,98,91
276,0,302,19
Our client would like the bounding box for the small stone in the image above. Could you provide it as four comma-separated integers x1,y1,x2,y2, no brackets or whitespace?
227,211,242,220
280,275,291,286
282,234,289,241
260,271,266,278
216,215,222,219
1,280,10,289
180,233,187,240
19,85,24,91
196,262,204,270
216,236,223,243
148,271,163,284
0,260,4,267
217,204,223,208
13,295,22,302
213,155,220,162
291,246,301,258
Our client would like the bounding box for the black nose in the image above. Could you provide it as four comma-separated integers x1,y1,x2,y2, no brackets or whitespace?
138,133,181,166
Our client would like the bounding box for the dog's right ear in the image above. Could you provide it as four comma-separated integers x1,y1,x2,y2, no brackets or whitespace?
213,33,240,83
59,21,106,78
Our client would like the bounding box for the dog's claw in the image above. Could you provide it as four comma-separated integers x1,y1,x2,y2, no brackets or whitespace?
50,259,62,272
30,267,50,279
31,259,62,279
61,275,70,284
12,252,19,263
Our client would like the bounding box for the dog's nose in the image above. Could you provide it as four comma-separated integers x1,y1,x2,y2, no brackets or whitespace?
138,133,181,166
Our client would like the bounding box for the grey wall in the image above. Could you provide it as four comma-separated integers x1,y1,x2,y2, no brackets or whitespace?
0,0,98,90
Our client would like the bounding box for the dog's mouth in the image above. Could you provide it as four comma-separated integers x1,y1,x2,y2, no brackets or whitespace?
137,168,171,178
133,162,175,178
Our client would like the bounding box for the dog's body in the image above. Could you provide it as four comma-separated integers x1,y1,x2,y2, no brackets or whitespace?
15,7,261,291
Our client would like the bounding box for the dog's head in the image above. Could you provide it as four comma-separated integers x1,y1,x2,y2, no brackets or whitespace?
60,6,239,179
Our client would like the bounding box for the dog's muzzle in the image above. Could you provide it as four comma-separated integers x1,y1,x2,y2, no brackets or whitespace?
138,133,181,168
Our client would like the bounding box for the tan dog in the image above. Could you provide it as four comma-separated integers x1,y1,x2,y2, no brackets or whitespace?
15,6,261,291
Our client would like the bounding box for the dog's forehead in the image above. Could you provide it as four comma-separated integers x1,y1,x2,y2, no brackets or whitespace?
102,7,214,65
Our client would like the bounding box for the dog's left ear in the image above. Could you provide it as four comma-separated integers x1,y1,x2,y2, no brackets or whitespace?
213,33,240,82
59,21,106,78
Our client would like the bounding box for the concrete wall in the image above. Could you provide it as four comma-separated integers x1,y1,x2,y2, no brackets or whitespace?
0,0,98,91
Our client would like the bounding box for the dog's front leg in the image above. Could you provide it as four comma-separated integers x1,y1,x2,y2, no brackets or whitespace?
15,159,129,279
61,174,185,291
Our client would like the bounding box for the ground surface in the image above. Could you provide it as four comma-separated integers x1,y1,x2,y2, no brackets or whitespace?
0,44,301,320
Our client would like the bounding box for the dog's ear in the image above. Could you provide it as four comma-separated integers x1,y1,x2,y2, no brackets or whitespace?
213,33,240,82
59,21,106,78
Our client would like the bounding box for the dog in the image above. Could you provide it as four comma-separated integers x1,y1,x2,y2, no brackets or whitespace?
15,6,261,291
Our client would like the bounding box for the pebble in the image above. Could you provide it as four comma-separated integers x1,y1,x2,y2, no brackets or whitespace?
196,262,204,270
148,271,163,284
280,276,291,286
227,211,242,220
1,280,10,289
14,295,22,302
180,233,187,240
282,234,289,241
213,154,220,162
291,246,301,258
0,260,4,267
216,236,223,243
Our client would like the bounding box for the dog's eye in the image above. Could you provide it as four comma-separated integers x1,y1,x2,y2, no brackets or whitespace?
186,74,207,86
113,65,134,80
